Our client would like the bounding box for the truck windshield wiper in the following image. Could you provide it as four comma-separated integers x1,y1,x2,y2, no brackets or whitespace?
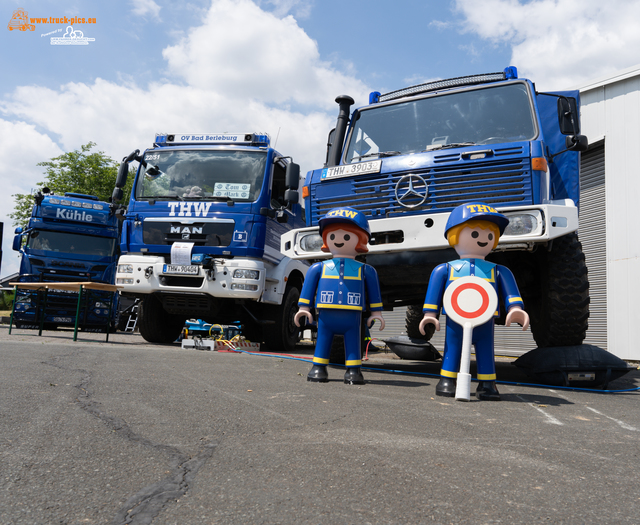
352,151,401,161
146,195,184,201
422,142,476,152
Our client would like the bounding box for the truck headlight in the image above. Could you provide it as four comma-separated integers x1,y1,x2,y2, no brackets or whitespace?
116,278,134,285
233,269,260,280
503,214,538,236
300,233,323,252
118,264,134,273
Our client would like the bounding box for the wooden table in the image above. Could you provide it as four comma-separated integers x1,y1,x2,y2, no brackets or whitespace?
8,282,121,342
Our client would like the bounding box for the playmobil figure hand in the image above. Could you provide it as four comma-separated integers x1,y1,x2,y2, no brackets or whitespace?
367,311,385,331
506,306,530,331
419,314,440,335
294,306,313,327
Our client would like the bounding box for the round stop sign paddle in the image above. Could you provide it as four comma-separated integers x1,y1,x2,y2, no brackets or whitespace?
443,276,498,401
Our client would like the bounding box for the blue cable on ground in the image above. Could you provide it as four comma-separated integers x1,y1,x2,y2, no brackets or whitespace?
226,348,640,394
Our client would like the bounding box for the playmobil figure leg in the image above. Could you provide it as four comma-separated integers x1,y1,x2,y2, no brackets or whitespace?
308,312,334,382
333,310,365,385
440,319,463,369
472,321,500,400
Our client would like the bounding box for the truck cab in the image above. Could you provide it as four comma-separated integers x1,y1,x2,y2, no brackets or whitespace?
113,133,308,350
12,191,120,330
282,67,590,350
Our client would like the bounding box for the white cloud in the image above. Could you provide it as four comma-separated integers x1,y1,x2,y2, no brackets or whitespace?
130,0,162,19
162,0,367,108
0,0,370,277
454,0,640,90
0,120,63,276
261,0,313,19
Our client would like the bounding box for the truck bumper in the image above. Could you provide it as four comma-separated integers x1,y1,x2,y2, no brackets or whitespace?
281,203,579,259
115,255,266,300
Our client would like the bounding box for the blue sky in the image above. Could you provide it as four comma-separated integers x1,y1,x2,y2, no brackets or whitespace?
1,0,639,277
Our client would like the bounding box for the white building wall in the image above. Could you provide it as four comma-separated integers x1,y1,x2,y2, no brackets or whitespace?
579,66,640,360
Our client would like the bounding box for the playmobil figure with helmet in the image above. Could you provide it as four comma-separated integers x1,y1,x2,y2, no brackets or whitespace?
419,202,529,400
295,207,385,384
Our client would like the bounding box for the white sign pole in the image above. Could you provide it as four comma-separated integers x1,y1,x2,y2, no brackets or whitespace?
442,276,498,402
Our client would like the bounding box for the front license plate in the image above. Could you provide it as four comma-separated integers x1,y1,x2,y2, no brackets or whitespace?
322,160,382,180
162,264,199,275
53,317,73,323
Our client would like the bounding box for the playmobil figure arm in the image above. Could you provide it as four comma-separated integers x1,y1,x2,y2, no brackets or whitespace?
496,265,530,330
505,306,529,330
294,261,322,327
419,263,449,335
364,263,385,330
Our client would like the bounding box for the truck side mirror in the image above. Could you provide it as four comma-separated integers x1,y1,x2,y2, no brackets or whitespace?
12,231,23,251
565,134,588,152
557,96,581,135
115,162,129,189
112,187,124,204
285,162,300,190
325,128,336,167
284,189,298,204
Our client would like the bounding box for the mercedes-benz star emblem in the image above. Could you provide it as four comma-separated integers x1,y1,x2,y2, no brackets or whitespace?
395,174,428,208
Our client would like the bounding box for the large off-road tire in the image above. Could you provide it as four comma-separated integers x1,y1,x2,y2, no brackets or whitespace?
263,285,301,353
528,233,590,348
405,304,436,341
138,295,185,344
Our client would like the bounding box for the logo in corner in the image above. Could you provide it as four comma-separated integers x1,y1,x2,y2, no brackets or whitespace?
51,25,94,45
7,8,35,31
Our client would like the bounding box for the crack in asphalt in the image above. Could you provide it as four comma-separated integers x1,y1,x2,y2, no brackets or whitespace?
43,353,217,524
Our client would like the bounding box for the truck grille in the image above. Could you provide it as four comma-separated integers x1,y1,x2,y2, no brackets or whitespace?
309,147,533,223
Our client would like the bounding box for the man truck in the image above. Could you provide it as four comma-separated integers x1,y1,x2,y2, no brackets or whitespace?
12,190,120,331
281,67,590,350
112,132,307,351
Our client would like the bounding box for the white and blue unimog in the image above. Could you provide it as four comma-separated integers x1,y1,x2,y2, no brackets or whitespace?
112,133,307,351
282,67,590,352
12,191,120,330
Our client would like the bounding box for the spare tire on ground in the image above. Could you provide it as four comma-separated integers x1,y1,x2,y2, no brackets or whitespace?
385,335,441,362
514,344,634,389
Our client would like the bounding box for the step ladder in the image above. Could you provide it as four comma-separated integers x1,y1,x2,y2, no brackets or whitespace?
125,303,139,332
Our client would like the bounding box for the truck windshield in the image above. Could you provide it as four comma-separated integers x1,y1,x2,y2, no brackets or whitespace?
136,150,267,202
344,83,537,163
27,230,116,257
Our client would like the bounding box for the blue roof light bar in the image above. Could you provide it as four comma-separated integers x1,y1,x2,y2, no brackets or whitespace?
374,66,518,104
153,133,271,147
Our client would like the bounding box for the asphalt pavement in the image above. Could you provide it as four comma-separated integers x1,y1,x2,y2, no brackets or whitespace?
1,325,639,524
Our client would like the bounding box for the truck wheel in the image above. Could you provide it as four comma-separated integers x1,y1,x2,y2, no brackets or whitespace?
263,285,301,353
405,304,436,341
138,295,185,344
529,233,590,348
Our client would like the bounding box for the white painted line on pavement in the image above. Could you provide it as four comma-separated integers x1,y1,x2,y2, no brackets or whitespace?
586,406,638,431
517,394,563,425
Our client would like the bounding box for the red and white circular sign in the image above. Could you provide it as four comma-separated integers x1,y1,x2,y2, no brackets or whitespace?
443,276,498,327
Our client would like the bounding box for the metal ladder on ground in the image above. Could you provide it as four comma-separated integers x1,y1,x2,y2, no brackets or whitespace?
125,302,139,332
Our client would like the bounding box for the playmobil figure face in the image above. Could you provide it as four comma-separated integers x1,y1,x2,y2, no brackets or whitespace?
444,202,509,259
453,222,499,259
321,223,369,256
319,207,371,256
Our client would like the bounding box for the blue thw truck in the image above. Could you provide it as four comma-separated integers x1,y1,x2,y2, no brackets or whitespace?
112,133,307,351
12,190,120,331
282,67,590,350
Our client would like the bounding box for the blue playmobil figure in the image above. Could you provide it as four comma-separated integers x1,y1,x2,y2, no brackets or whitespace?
419,202,529,400
295,207,385,384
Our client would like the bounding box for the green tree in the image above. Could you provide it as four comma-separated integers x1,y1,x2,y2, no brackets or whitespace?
9,142,133,228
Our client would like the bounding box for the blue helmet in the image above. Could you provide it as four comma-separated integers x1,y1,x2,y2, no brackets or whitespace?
318,207,371,240
444,202,510,239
